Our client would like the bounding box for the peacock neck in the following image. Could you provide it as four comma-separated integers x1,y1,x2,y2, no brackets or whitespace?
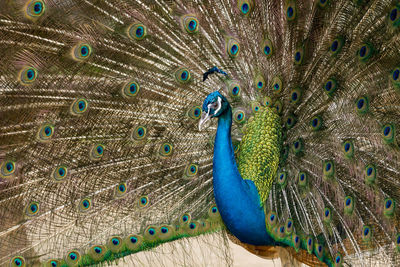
213,105,275,245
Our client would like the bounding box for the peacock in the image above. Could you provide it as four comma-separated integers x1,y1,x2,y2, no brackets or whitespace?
2,0,400,266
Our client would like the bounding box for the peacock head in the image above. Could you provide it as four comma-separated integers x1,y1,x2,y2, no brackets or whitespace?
199,91,229,130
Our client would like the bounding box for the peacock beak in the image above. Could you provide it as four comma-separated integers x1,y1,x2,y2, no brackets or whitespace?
198,97,222,131
199,110,211,131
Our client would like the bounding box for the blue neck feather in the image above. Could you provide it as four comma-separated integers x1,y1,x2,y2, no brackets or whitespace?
212,105,274,245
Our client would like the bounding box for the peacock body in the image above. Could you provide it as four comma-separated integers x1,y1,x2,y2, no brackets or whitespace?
1,0,400,266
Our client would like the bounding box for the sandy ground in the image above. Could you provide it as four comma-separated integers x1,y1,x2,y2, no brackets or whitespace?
111,236,285,267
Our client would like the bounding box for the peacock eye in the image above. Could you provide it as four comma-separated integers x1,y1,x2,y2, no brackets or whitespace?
175,68,191,83
25,202,40,216
286,1,296,21
1,161,16,177
72,43,92,61
11,256,25,267
20,67,38,85
138,196,149,208
227,37,240,57
262,38,273,58
53,166,68,181
26,0,46,19
183,15,199,34
128,23,147,40
71,98,88,115
132,125,147,140
79,198,92,212
90,144,105,160
122,81,140,98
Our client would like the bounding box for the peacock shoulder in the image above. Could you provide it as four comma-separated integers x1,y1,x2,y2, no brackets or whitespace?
237,107,282,203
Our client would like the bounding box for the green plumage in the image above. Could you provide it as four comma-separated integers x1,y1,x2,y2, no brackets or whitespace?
237,107,281,203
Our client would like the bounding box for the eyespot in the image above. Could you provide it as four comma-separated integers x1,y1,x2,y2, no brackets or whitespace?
208,205,220,219
292,234,300,251
298,171,307,187
159,225,174,240
389,6,400,27
138,196,149,208
79,198,92,212
330,37,344,55
72,43,92,61
180,213,191,224
233,110,246,124
335,253,343,266
342,140,354,159
238,0,253,15
355,96,369,115
396,234,400,252
391,67,400,87
317,0,329,8
227,38,240,58
310,115,323,131
292,138,303,155
127,23,147,40
159,142,173,157
290,88,302,105
266,211,278,227
323,160,335,179
271,76,283,94
11,256,25,267
182,15,199,34
122,81,140,98
229,81,241,98
306,237,313,254
187,106,202,120
315,243,324,259
1,161,16,177
70,98,88,115
19,67,38,85
382,124,395,144
37,124,54,142
357,43,373,62
125,234,142,250
264,96,272,107
66,251,80,266
88,245,106,261
294,47,304,65
255,74,266,90
144,226,157,240
324,78,337,96
188,222,197,231
364,164,376,185
323,208,332,223
25,0,45,19
45,259,60,267
132,125,147,140
273,100,283,115
251,102,261,113
285,219,293,234
185,163,198,178
262,38,273,58
384,198,395,217
286,1,296,21
344,196,354,215
107,236,123,252
175,68,191,83
115,182,127,198
90,144,105,160
286,114,297,129
52,166,68,181
277,171,287,187
361,225,372,242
